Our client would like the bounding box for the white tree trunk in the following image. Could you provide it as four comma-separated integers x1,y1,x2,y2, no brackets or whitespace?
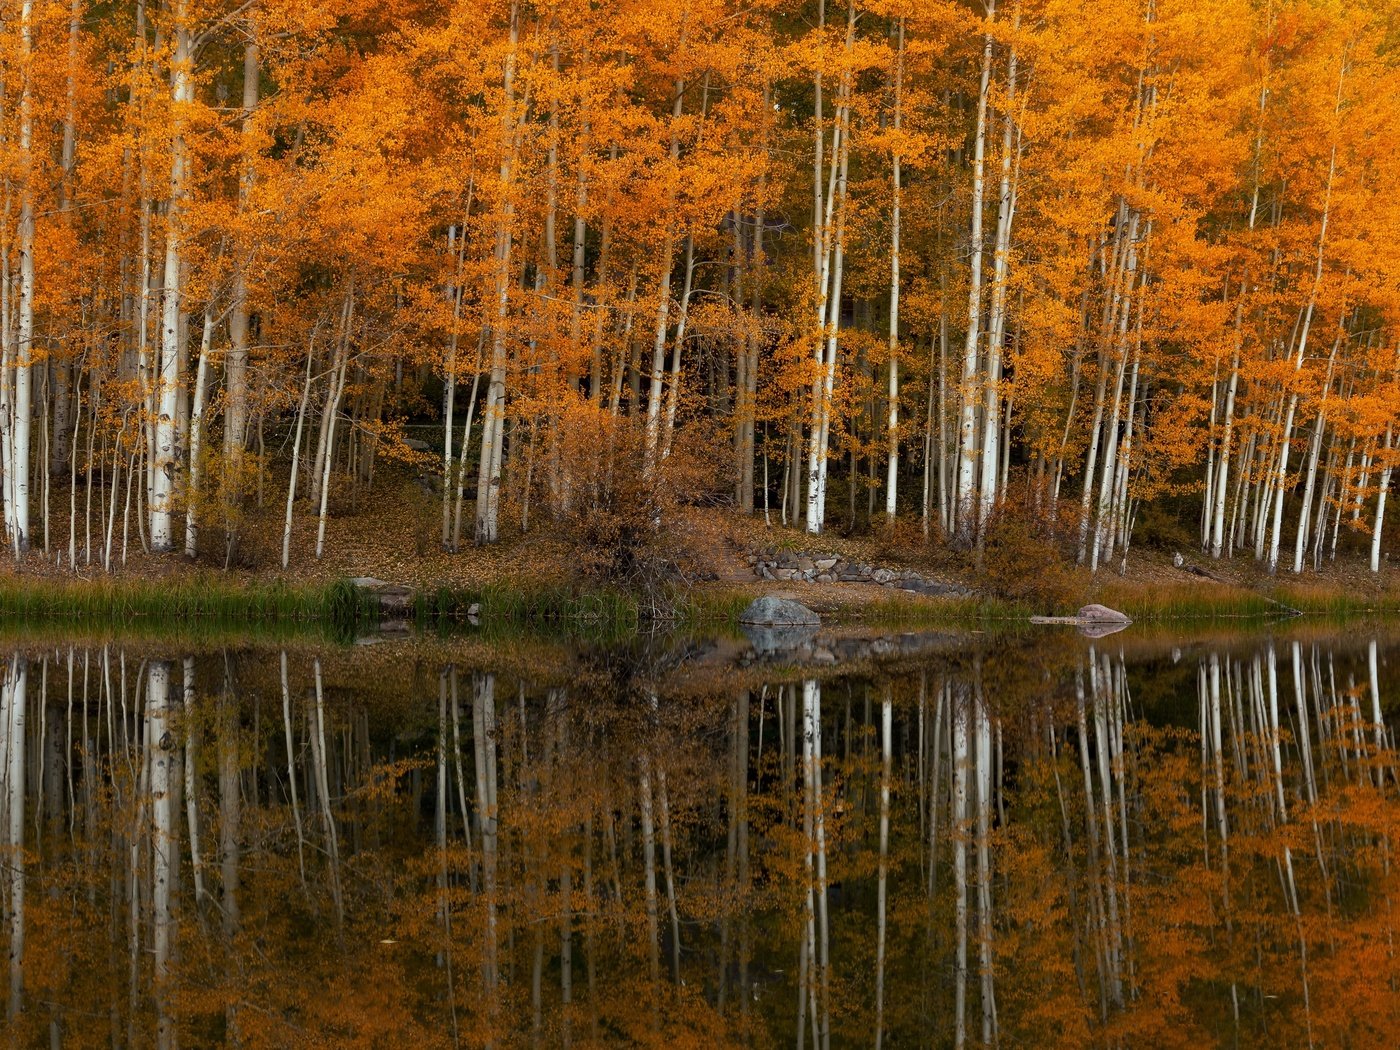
315,330,351,561
884,19,904,522
224,35,259,475
804,5,855,535
954,5,997,537
801,678,831,1050
281,347,316,569
184,310,213,557
13,0,37,553
660,235,697,461
151,11,194,552
149,661,175,1050
952,684,968,1049
182,658,206,906
1371,424,1393,573
474,3,521,543
279,652,306,883
813,116,850,532
977,9,1020,530
1267,137,1336,571
3,659,26,1019
874,689,892,1047
1209,325,1241,557
473,673,500,998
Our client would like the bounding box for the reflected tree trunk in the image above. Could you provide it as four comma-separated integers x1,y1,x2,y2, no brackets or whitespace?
875,687,892,1049
148,661,174,1050
4,659,27,1023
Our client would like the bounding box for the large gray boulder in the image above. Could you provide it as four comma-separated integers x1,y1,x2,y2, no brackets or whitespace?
1077,603,1132,623
739,596,821,627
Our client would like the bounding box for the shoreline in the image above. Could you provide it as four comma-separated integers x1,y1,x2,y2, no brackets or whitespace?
0,569,1395,635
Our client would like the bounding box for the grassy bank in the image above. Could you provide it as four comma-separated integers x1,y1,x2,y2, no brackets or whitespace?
0,570,1396,640
1093,579,1400,622
403,580,1391,636
407,580,1050,631
0,575,368,633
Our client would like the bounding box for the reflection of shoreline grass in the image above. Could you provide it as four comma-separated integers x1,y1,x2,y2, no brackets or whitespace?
0,618,342,648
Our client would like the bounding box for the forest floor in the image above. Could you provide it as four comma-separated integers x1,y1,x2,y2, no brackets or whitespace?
5,469,1400,623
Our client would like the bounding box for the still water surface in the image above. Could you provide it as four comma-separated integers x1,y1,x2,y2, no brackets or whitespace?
0,623,1395,1047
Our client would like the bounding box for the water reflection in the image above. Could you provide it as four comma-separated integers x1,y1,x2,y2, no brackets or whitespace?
0,633,1395,1046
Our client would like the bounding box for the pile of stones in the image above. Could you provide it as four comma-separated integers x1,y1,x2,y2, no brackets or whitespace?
748,551,971,598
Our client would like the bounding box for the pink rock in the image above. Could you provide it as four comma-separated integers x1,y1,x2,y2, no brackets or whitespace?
1077,603,1132,623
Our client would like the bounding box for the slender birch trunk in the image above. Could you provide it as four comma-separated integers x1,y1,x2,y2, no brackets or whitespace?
813,91,851,532
1266,85,1340,571
1210,302,1243,557
3,660,26,1020
643,75,687,471
804,1,854,534
311,289,355,561
149,661,175,1050
279,653,306,884
660,234,697,461
884,19,904,522
952,683,968,1050
224,33,259,484
978,5,1020,531
281,344,316,569
151,6,194,551
474,2,522,543
184,310,213,557
13,0,37,552
1091,220,1142,571
442,222,468,550
954,1,997,538
874,689,892,1048
1371,423,1393,573
1292,330,1342,572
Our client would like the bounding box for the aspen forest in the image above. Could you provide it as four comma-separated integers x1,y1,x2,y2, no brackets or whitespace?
8,1,1400,1046
1,0,1398,584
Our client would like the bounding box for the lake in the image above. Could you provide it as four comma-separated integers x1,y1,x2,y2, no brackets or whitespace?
0,621,1395,1047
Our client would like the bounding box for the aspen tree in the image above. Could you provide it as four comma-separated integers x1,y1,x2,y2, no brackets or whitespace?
224,30,260,505
1209,300,1244,558
805,0,855,535
954,0,997,538
1371,423,1393,573
151,0,195,552
184,310,213,557
885,17,904,523
474,2,522,544
1266,59,1344,573
12,0,37,553
977,1,1020,532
